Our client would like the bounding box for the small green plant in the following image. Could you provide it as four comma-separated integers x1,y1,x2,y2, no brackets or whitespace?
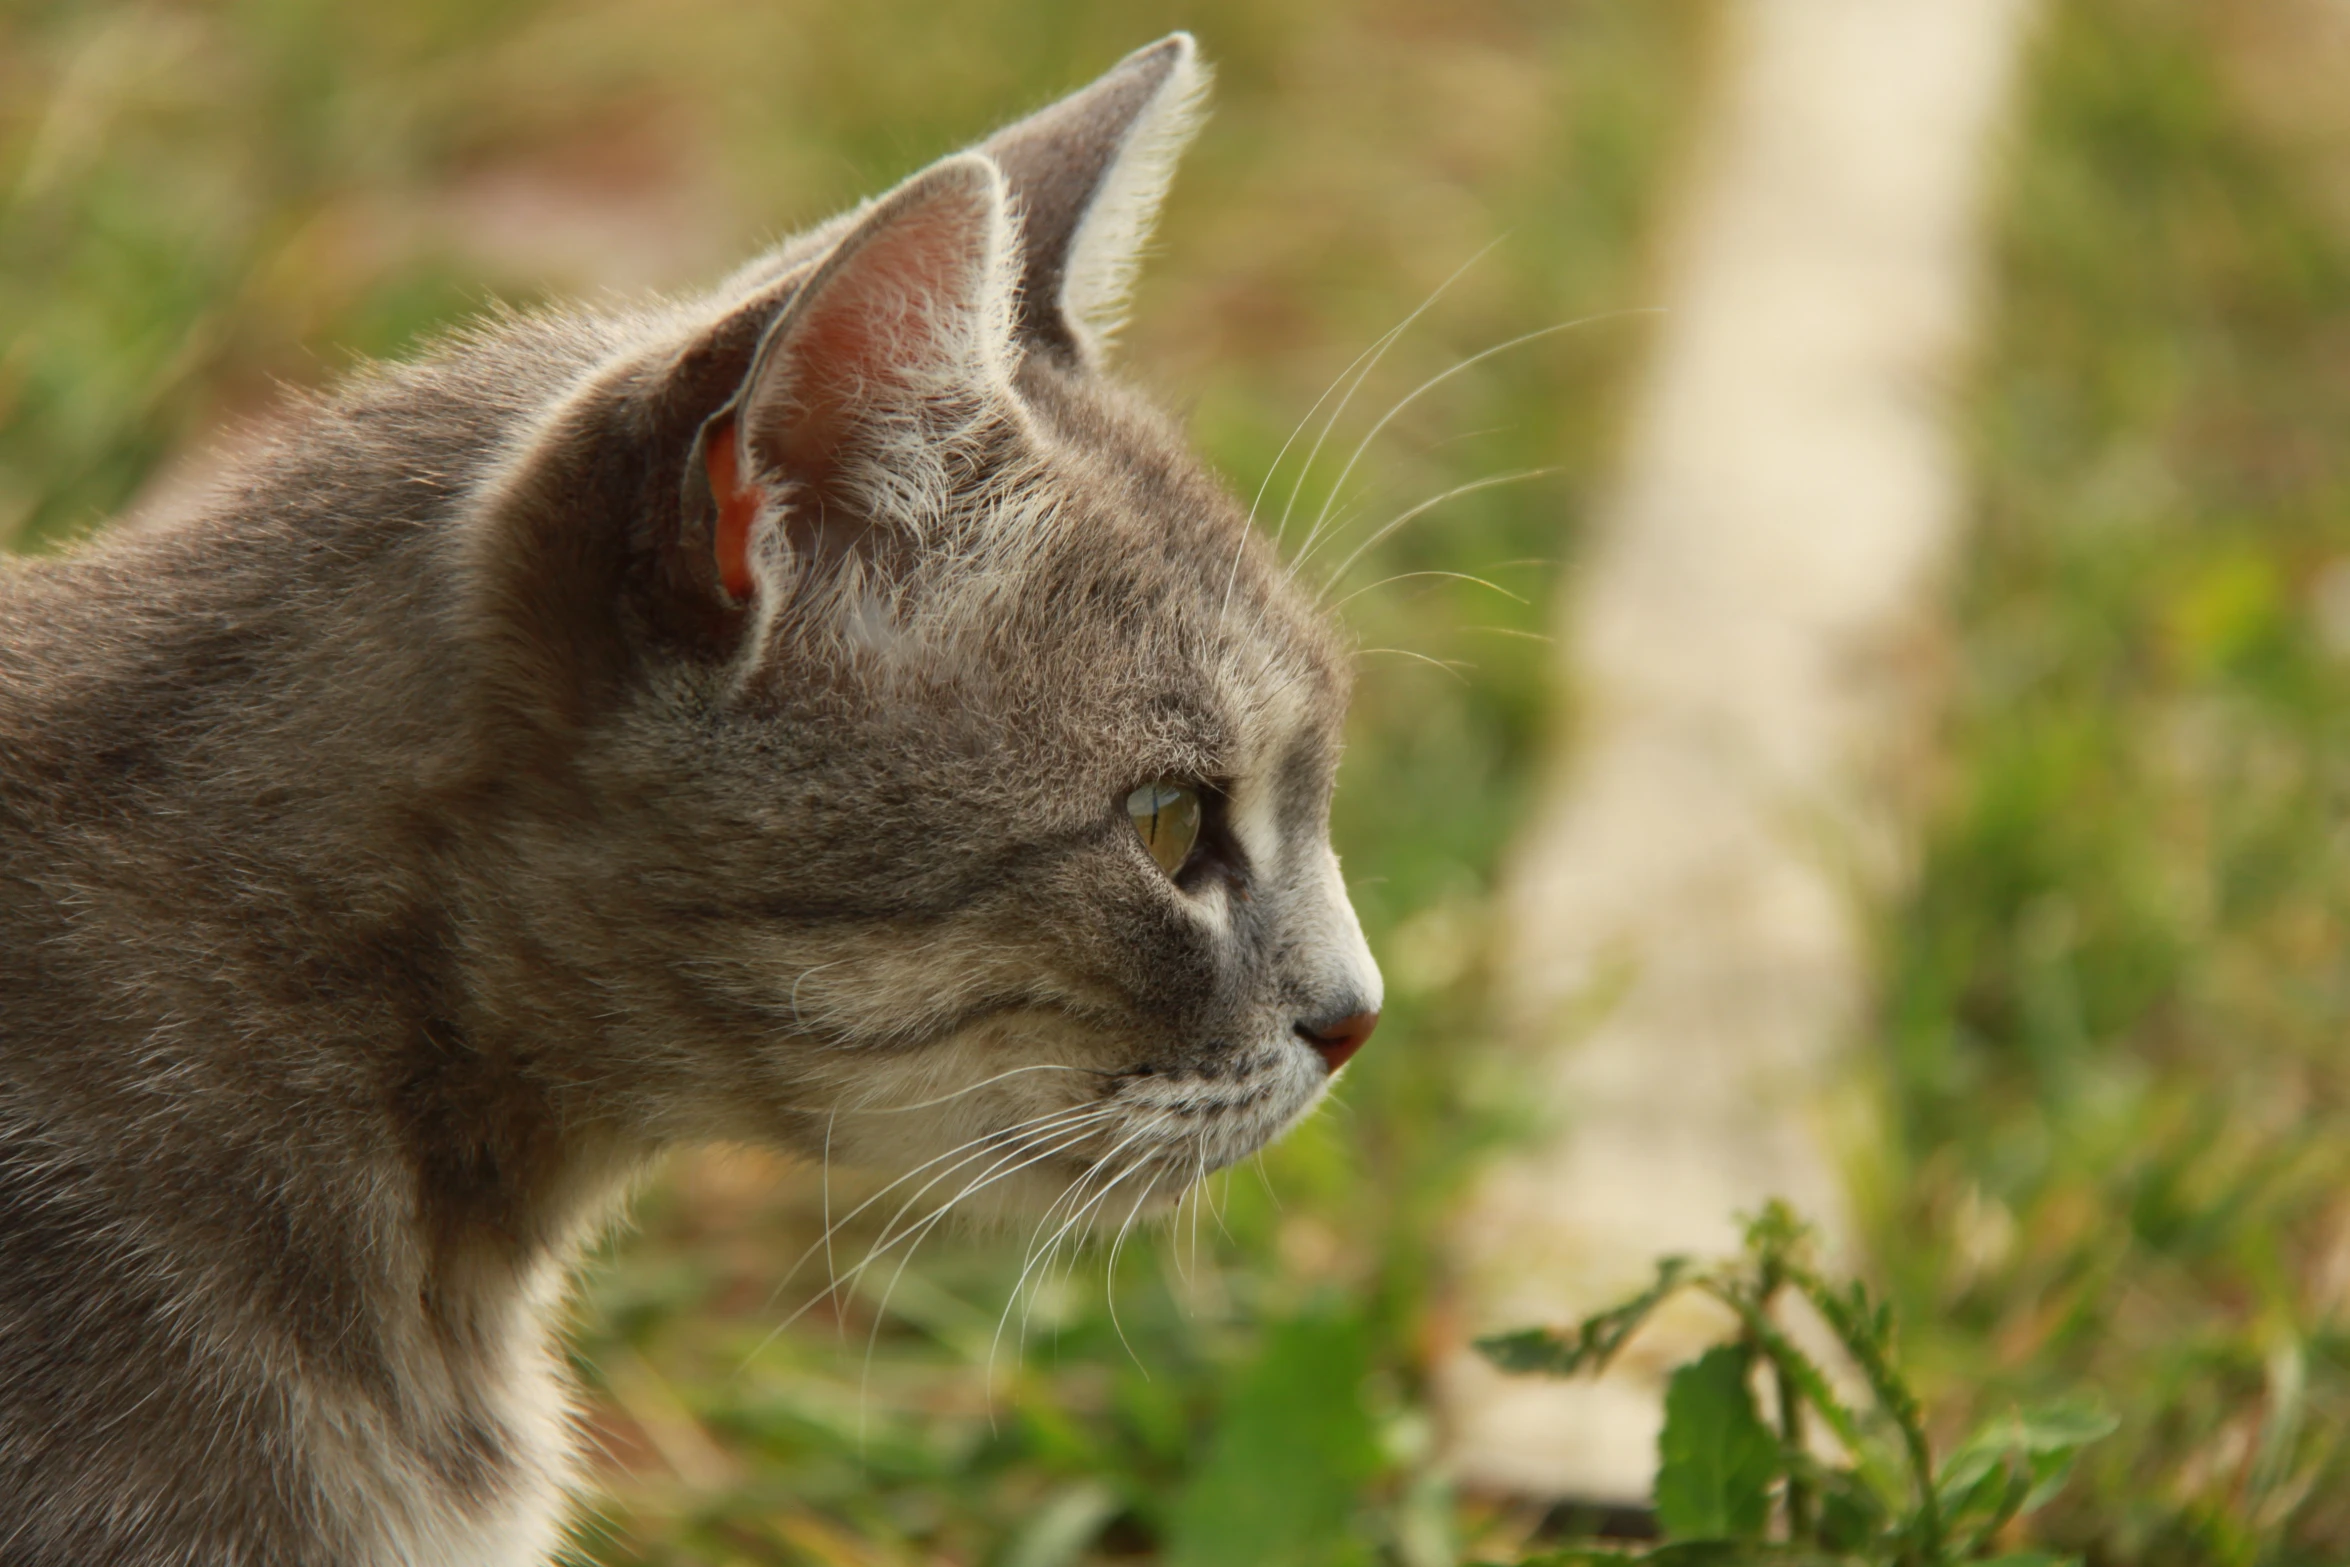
1472,1204,2114,1567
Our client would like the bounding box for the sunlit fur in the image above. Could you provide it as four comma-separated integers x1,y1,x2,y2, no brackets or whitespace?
0,35,1377,1567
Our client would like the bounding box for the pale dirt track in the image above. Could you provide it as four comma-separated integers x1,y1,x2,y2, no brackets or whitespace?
1436,0,2040,1504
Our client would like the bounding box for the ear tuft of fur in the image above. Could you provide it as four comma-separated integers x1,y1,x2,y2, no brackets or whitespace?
984,34,1212,361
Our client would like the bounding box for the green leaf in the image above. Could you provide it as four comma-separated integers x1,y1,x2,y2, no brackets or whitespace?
1695,1285,1868,1464
1654,1345,1780,1542
1937,1398,2118,1518
1643,1544,1780,1565
1643,1545,1853,1566
2009,1399,2120,1453
998,1480,1124,1567
1164,1309,1382,1567
1810,1466,1889,1554
1476,1258,1692,1380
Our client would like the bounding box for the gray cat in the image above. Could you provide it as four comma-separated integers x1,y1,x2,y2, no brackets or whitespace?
0,35,1381,1567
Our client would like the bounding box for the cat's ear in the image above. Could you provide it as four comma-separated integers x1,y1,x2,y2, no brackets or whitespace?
983,33,1209,363
694,152,1018,601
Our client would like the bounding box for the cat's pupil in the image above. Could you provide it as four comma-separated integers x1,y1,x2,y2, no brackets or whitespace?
1126,781,1201,877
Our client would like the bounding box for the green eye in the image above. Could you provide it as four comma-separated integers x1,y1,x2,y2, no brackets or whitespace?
1126,781,1202,878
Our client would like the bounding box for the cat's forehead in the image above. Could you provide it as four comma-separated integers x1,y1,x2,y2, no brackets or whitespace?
1006,360,1352,757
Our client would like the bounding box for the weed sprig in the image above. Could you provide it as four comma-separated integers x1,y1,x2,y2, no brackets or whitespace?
1474,1203,2114,1567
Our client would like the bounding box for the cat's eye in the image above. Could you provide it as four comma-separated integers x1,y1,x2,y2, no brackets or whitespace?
1126,781,1202,878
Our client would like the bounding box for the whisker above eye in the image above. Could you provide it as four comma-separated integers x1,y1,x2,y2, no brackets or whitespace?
1305,466,1564,590
1222,242,1499,624
1288,307,1661,573
1266,241,1501,549
1353,647,1474,683
1329,568,1532,610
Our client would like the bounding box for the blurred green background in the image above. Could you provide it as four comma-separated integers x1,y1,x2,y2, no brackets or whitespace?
8,0,2350,1562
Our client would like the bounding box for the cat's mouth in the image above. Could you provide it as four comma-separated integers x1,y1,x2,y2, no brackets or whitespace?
819,1019,1329,1226
1032,1036,1333,1193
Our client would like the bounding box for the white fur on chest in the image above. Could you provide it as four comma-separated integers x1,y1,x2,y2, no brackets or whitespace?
302,1260,582,1567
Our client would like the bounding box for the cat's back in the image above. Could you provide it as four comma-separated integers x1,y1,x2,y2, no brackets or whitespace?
0,302,654,791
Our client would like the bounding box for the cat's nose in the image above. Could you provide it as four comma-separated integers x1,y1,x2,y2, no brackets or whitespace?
1294,1009,1379,1073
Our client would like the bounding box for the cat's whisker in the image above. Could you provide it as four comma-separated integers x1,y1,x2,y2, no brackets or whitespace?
1313,468,1562,597
1189,1143,1211,1274
841,1106,1123,1304
1101,1175,1161,1375
992,1114,1169,1374
1220,328,1406,624
1168,1179,1192,1287
1027,1142,1161,1354
840,1137,1110,1381
1172,1141,1211,1286
860,1107,1121,1269
1464,625,1555,644
788,960,844,1029
853,1129,1080,1417
1221,242,1499,623
1354,647,1474,683
1270,337,1404,559
784,1102,1103,1291
1289,308,1657,573
750,1101,1113,1339
1424,422,1517,452
994,1164,1101,1378
1252,1149,1282,1211
839,1060,1103,1115
1322,481,1374,537
1026,1172,1107,1343
1207,1160,1235,1244
821,1109,840,1339
1010,1121,1148,1304
1262,241,1496,547
1010,1130,1116,1272
756,1106,1124,1365
1248,330,1398,533
1328,568,1530,610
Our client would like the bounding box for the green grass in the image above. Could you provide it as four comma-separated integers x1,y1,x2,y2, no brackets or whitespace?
12,0,2350,1562
1870,2,2350,1562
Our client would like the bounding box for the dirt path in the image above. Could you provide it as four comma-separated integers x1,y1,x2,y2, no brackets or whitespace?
1436,0,2040,1505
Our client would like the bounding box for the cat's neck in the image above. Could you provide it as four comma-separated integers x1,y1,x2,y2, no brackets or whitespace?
0,486,654,1326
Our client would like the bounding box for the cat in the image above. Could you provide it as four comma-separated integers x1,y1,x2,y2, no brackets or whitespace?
0,34,1382,1567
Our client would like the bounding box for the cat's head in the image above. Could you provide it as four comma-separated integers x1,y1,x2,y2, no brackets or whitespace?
466,37,1378,1220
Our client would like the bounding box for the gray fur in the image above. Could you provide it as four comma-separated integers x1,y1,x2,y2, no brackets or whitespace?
0,34,1377,1566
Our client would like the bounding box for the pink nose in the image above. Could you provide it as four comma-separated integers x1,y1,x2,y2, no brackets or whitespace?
1296,1011,1379,1073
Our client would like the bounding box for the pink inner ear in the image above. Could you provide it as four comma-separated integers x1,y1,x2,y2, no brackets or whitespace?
703,415,759,602
757,196,997,481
